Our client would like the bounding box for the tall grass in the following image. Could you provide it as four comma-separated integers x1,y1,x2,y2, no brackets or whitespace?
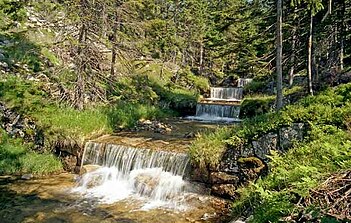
0,131,62,175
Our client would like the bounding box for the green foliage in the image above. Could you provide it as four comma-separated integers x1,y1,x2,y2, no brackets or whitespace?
0,76,111,140
240,96,275,119
105,102,175,130
232,126,351,222
0,76,47,113
35,106,112,140
190,83,351,222
189,127,233,169
112,72,199,115
0,0,26,31
0,33,43,72
0,130,62,175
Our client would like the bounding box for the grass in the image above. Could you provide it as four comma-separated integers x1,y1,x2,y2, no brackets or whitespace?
0,130,62,175
189,127,233,170
105,101,176,129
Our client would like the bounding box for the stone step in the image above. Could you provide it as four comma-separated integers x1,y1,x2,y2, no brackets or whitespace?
199,98,241,106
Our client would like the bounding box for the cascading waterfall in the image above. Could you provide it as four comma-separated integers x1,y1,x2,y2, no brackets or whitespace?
72,142,190,209
237,78,253,88
187,78,253,122
210,87,243,100
195,104,240,119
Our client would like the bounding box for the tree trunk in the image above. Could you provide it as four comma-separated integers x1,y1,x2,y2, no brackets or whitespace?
307,11,314,96
340,0,345,71
110,1,120,77
199,41,204,74
289,7,298,87
276,0,284,110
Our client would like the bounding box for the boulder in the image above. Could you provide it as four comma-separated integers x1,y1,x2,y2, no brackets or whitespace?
238,157,267,182
211,184,237,200
210,172,239,185
279,123,305,151
252,132,277,161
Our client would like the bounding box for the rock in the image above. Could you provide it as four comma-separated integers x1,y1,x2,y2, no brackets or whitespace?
279,123,305,151
252,132,278,161
80,164,101,174
184,132,196,138
210,172,239,185
21,174,33,180
238,157,267,182
211,184,237,200
0,61,8,68
240,146,254,157
230,218,246,223
61,155,78,172
220,148,241,173
201,213,217,221
0,53,5,60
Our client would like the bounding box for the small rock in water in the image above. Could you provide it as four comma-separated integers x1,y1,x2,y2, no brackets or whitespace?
201,213,217,221
230,218,246,223
21,174,33,180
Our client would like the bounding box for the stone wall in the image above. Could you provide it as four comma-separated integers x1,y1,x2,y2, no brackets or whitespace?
205,123,306,199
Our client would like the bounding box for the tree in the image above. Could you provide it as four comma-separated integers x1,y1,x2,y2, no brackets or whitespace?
276,0,284,110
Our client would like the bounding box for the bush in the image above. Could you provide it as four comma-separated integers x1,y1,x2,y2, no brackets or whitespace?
239,96,274,119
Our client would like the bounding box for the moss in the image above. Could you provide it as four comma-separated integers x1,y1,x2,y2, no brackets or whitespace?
238,157,265,174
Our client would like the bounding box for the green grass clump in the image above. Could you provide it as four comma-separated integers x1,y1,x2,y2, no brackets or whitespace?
240,95,275,119
0,76,112,140
189,127,233,169
35,106,112,139
106,102,176,129
0,130,62,175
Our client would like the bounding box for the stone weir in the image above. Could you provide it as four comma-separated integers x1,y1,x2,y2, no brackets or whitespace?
188,78,252,122
74,140,194,207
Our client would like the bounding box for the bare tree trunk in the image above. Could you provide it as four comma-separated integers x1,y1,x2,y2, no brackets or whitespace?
289,7,298,87
110,3,119,77
199,41,204,74
340,0,345,71
76,24,87,110
276,0,284,110
307,11,314,96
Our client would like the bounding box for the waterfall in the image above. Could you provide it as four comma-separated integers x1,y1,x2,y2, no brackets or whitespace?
73,142,190,208
210,87,243,100
237,78,253,88
195,104,240,119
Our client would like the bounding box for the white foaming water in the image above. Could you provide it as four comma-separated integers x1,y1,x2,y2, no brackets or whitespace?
72,142,190,209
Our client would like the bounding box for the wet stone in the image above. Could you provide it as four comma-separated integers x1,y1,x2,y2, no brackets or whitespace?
211,184,237,200
210,172,239,185
21,174,33,180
